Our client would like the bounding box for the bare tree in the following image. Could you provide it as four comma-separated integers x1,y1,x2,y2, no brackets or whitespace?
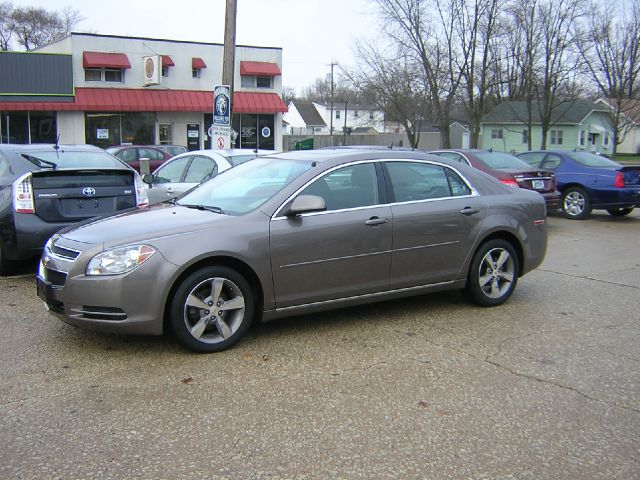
455,0,505,147
10,5,82,50
347,42,428,147
576,0,640,157
0,1,15,51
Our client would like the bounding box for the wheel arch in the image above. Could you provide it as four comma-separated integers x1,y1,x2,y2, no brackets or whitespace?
162,255,264,333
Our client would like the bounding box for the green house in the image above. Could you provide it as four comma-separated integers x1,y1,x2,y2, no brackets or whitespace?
481,100,613,154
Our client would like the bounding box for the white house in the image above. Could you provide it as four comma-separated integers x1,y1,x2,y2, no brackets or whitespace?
282,101,328,135
315,102,385,134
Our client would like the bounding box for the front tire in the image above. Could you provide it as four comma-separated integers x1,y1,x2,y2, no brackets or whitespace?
562,186,591,220
465,240,519,307
606,207,634,217
170,266,255,353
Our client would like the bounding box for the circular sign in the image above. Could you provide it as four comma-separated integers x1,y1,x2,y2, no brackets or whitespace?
261,126,271,138
217,137,225,149
145,57,155,79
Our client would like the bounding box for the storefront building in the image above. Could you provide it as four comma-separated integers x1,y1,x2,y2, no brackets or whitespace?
0,33,287,150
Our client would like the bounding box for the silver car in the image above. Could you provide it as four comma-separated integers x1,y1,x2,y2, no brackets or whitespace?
37,149,548,353
143,148,277,204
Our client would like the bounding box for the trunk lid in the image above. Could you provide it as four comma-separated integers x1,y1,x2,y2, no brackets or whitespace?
619,165,640,186
32,168,136,222
512,170,556,193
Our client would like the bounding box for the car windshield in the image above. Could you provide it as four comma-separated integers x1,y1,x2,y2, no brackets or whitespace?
178,157,313,215
20,150,127,170
474,151,533,169
565,151,620,168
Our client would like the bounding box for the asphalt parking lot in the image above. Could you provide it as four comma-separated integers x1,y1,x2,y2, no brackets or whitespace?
1,211,639,479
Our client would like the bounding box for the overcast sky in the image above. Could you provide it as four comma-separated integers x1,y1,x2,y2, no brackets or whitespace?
10,0,378,93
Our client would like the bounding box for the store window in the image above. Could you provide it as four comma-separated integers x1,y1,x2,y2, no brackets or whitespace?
256,76,272,88
29,112,57,143
1,112,29,143
85,112,155,149
230,114,275,150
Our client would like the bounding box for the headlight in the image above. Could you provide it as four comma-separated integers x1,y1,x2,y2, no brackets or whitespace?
86,245,156,276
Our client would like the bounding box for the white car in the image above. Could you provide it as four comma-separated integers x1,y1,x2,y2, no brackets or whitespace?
143,149,275,204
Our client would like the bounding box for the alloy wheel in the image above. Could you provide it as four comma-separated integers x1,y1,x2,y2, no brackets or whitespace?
477,247,515,299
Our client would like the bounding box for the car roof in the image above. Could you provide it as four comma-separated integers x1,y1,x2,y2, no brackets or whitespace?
0,143,105,153
269,148,433,163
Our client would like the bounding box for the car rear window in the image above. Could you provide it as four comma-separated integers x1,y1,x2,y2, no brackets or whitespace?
19,150,128,170
565,151,620,168
227,154,256,166
474,151,533,169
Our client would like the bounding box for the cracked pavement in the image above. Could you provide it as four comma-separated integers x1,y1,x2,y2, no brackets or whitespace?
1,211,639,479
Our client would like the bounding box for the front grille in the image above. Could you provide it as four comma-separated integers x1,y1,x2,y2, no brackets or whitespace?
51,243,80,260
80,306,127,321
44,267,67,287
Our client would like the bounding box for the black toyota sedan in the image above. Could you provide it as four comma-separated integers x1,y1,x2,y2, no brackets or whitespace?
0,144,149,275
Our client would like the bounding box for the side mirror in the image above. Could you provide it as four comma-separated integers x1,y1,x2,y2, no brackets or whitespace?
286,195,326,216
142,173,154,186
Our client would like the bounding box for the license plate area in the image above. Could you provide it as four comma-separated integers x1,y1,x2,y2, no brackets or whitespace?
531,179,545,190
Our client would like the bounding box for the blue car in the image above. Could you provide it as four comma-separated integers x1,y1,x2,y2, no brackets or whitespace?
517,150,640,219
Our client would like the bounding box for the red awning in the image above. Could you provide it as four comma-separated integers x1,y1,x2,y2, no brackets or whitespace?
234,92,288,113
192,57,207,69
0,88,289,114
240,61,281,76
161,55,175,67
82,51,131,69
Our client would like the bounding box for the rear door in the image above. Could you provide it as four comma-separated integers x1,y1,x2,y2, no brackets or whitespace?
32,169,136,222
383,160,486,288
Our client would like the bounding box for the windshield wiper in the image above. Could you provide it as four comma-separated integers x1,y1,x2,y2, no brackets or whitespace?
179,204,226,215
21,154,57,170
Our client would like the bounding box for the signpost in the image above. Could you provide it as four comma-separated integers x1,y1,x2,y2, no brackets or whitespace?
212,85,231,149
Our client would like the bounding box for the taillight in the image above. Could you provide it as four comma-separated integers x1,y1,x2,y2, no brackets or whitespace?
12,173,35,213
614,171,625,188
134,173,149,208
500,178,519,188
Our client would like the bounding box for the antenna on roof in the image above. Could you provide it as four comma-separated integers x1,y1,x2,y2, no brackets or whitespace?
387,143,393,149
489,147,493,153
54,134,61,151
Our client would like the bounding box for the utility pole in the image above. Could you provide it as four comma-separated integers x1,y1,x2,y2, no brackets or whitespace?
222,0,237,108
328,61,337,140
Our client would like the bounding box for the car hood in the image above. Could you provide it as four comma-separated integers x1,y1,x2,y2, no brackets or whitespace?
59,203,237,247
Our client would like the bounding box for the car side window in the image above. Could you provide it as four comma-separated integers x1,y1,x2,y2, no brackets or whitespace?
386,161,452,202
154,156,190,183
542,154,562,170
445,168,472,196
298,163,379,212
519,152,545,168
139,148,163,161
184,156,218,183
118,149,135,163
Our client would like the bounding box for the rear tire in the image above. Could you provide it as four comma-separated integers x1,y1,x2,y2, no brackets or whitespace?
465,239,519,307
170,266,255,353
606,207,634,217
562,186,591,220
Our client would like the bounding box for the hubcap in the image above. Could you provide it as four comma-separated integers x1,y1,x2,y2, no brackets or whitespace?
564,191,585,216
183,277,245,344
478,248,515,299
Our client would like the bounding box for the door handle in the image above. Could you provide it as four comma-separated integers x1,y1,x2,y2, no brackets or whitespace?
460,207,480,216
365,216,389,226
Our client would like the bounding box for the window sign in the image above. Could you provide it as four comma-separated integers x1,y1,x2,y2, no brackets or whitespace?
97,129,109,140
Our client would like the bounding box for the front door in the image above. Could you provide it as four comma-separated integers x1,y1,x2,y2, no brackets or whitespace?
269,162,392,308
186,123,200,151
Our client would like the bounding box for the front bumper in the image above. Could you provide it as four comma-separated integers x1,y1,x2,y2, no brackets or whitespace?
37,237,179,335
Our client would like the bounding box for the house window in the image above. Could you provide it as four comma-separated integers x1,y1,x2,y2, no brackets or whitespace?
84,68,102,82
241,76,254,88
369,111,374,120
550,130,563,145
256,76,272,88
354,110,359,117
522,129,529,144
603,132,610,147
579,129,585,146
104,69,123,82
491,128,503,139
336,110,341,119
192,68,200,78
162,66,169,77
